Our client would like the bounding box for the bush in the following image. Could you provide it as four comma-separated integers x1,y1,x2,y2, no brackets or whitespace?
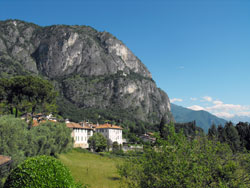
88,133,107,152
30,121,73,156
0,116,73,185
4,155,84,188
0,116,28,167
118,125,250,188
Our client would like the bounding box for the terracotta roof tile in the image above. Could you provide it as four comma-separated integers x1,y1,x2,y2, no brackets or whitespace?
95,123,122,129
66,122,93,129
0,155,11,166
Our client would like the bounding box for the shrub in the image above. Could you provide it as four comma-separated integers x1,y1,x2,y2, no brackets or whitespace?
118,125,250,188
88,133,107,152
0,116,28,167
4,155,84,188
30,121,73,156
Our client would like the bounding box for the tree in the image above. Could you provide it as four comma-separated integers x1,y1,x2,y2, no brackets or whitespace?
159,115,168,139
0,116,28,168
236,122,250,150
4,155,86,188
208,124,218,140
0,115,73,184
118,125,250,188
88,133,107,152
112,141,119,152
0,76,57,117
29,121,73,156
223,122,241,152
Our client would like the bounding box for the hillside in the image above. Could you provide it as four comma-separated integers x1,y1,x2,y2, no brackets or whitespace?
171,103,227,132
0,19,173,128
225,116,250,124
59,149,122,188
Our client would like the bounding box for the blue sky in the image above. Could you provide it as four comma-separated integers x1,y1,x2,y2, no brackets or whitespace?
0,0,250,120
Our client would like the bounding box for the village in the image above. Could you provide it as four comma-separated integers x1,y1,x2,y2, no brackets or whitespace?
22,113,154,151
25,113,124,149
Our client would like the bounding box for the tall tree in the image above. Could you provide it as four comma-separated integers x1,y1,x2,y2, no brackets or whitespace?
236,122,250,150
208,124,218,140
224,122,241,152
0,76,57,117
159,115,168,139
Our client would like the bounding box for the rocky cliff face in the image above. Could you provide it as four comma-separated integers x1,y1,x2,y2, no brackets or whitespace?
0,19,173,124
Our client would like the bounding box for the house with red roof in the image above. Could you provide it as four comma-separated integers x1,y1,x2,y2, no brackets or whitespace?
95,123,123,145
66,121,93,148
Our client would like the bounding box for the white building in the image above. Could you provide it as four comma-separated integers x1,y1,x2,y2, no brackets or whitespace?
66,122,93,148
95,123,123,145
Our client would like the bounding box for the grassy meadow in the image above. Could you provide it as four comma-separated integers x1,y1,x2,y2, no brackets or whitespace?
59,149,123,188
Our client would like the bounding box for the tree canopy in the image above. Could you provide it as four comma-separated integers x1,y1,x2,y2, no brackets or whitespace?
88,133,107,152
0,115,73,184
0,76,57,117
118,124,250,188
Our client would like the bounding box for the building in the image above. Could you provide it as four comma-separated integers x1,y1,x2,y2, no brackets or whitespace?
66,121,93,148
0,155,12,175
95,123,123,145
139,132,156,143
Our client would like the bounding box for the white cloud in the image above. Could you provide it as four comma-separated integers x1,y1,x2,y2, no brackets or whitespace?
236,112,250,117
202,96,213,102
187,105,205,111
213,112,235,119
170,98,183,103
190,97,197,101
187,97,250,119
198,101,250,119
206,103,248,112
213,100,223,105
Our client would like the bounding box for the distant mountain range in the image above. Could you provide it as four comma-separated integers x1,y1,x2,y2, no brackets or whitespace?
171,103,227,133
225,116,250,124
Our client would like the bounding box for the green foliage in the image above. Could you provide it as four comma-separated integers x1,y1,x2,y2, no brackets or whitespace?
159,115,167,139
236,122,250,150
208,122,242,152
174,121,204,138
88,133,107,152
59,149,121,188
0,116,73,184
4,155,85,188
29,121,73,156
0,76,58,117
0,116,28,167
208,123,218,139
158,120,203,140
118,125,250,188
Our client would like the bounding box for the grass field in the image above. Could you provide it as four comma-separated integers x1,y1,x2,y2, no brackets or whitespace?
59,149,123,188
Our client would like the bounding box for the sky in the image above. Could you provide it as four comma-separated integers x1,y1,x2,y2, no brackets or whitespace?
0,0,250,120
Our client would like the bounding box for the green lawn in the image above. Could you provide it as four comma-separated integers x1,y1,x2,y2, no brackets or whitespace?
59,149,123,188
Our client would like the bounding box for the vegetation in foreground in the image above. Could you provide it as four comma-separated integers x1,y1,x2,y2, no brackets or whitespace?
118,124,250,188
59,149,122,188
4,155,85,188
0,116,73,186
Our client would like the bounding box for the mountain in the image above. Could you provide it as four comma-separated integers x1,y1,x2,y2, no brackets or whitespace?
171,103,227,132
225,116,250,124
0,19,173,127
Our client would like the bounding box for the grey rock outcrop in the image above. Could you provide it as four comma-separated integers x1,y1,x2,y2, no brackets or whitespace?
0,19,173,124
